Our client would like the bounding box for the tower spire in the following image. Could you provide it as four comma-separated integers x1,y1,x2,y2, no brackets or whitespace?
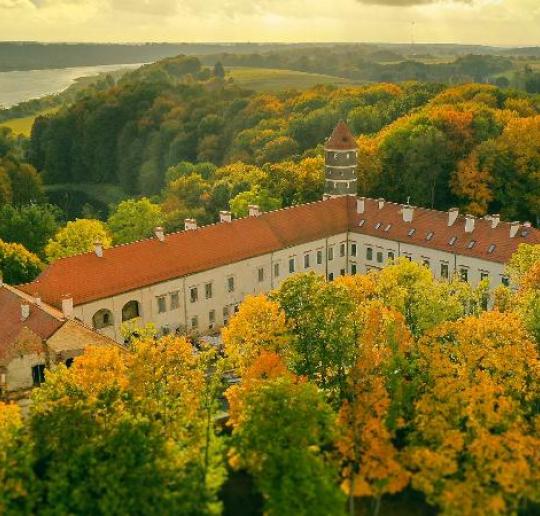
323,120,358,198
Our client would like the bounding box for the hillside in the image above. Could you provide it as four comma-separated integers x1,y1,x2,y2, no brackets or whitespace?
22,54,539,227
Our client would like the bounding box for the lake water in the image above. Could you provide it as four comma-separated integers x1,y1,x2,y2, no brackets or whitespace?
0,63,143,108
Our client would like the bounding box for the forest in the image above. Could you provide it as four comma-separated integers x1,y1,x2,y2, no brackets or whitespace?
1,248,539,515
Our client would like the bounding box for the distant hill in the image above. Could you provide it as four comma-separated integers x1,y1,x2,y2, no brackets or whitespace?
1,42,539,72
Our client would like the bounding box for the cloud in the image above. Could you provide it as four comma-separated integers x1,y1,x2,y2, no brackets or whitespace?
356,0,472,5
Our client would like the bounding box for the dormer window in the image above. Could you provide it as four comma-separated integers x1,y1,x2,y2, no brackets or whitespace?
384,224,391,232
487,244,496,254
426,232,434,241
467,240,476,249
375,222,382,229
449,236,457,246
358,219,365,227
407,228,416,237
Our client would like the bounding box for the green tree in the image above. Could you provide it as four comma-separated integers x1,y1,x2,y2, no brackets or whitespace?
227,356,344,516
107,197,163,245
230,186,281,218
0,239,43,284
30,337,226,515
0,203,61,257
45,219,112,262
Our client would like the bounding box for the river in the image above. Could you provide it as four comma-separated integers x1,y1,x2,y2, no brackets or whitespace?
0,63,144,108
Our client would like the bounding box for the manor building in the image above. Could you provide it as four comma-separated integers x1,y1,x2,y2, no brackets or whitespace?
18,122,540,343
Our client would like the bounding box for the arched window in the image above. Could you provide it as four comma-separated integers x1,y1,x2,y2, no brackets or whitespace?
122,300,140,322
92,309,114,329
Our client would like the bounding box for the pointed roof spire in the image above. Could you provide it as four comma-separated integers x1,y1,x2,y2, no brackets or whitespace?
325,120,357,150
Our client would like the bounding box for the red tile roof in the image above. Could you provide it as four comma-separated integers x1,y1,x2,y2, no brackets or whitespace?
0,285,64,360
325,120,358,150
19,197,351,308
17,196,539,309
348,198,540,264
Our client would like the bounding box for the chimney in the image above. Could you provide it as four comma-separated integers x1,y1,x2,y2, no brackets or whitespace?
154,226,165,242
402,204,414,223
248,205,261,217
61,295,74,319
219,211,232,223
184,218,197,231
490,214,500,229
94,240,103,258
465,214,475,233
448,207,459,226
356,197,365,214
21,303,30,321
34,292,42,306
377,198,385,210
510,221,520,238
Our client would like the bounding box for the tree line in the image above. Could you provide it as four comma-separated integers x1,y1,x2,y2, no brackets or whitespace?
1,246,539,515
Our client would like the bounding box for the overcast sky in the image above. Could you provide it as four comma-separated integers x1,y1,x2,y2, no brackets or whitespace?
0,0,538,46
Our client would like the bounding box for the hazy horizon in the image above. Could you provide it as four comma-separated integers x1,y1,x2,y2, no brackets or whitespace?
1,0,538,47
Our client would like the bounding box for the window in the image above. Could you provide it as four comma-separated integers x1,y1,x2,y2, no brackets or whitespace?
227,276,235,292
191,316,199,330
449,236,458,246
407,228,416,237
328,247,334,261
157,296,167,313
487,244,496,254
316,250,323,264
340,269,346,276
351,243,357,257
376,251,383,263
289,258,296,273
422,258,430,269
384,224,391,232
32,364,45,386
65,358,74,368
274,263,280,277
122,301,140,322
209,310,216,327
328,272,334,281
205,282,213,299
480,271,489,282
404,255,412,261
366,247,373,261
340,243,345,257
440,262,449,279
223,306,230,323
426,232,434,241
161,326,171,336
467,240,476,249
190,287,198,303
304,254,310,269
501,276,510,287
388,251,395,261
351,263,357,275
358,220,365,227
170,292,180,310
258,267,265,282
460,268,469,282
92,309,113,329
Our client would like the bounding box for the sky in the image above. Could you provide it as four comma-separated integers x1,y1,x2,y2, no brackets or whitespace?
0,0,538,46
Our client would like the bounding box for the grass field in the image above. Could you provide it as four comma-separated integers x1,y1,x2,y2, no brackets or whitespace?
226,67,356,91
0,107,59,136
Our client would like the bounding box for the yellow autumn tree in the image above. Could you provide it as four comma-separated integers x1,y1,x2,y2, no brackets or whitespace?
222,294,291,374
337,302,412,515
30,337,225,515
0,402,36,514
407,311,540,515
